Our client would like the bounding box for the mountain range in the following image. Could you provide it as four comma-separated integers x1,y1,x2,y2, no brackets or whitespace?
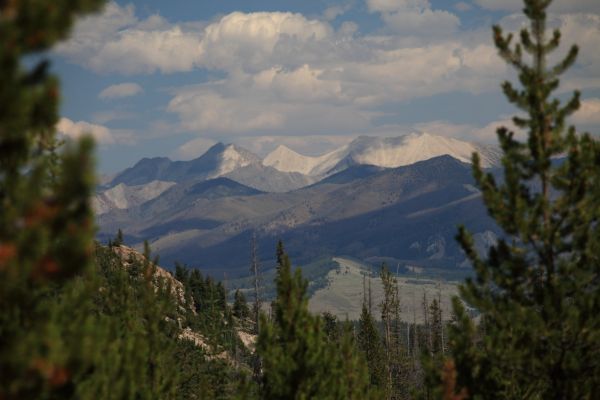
95,133,502,276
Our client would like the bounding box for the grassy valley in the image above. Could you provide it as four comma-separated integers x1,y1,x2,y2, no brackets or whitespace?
308,257,459,322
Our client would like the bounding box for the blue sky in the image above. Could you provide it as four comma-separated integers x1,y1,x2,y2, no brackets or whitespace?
48,0,600,174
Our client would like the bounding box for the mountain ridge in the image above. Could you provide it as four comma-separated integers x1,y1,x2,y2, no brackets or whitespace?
262,132,501,177
107,132,501,192
97,155,500,275
95,134,503,274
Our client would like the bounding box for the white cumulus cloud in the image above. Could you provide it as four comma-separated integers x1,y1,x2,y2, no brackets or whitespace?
99,83,143,99
56,118,115,144
52,4,600,144
366,0,460,36
165,16,513,137
197,11,332,72
55,2,204,74
90,26,202,74
167,71,376,136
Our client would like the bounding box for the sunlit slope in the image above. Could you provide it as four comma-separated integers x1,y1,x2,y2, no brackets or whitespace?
308,257,459,322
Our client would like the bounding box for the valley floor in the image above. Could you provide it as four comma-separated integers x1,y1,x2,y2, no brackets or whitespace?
308,257,459,322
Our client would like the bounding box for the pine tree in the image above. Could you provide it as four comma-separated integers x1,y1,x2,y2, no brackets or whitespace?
80,244,180,399
380,264,397,357
440,0,600,398
115,228,124,246
428,298,443,357
233,289,251,320
257,242,375,399
332,323,380,400
380,263,409,398
0,1,105,398
249,232,263,382
250,231,262,334
322,311,340,342
421,291,432,355
357,302,388,393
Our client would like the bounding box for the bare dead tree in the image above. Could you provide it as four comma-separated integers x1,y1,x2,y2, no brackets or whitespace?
412,278,418,362
250,231,262,333
250,231,262,380
437,283,445,356
368,264,373,315
422,290,432,355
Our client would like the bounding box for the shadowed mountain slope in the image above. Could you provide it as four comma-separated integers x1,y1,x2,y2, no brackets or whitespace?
97,155,500,275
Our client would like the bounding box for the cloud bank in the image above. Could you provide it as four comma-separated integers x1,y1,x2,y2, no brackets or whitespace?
55,1,600,146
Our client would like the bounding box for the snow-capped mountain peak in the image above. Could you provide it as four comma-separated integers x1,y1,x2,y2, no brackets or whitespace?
263,132,501,177
263,145,322,175
346,132,496,168
212,144,261,177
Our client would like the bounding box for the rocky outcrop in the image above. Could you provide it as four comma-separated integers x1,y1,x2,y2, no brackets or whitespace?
111,245,190,310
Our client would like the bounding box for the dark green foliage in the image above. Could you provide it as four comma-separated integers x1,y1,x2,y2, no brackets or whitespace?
322,311,340,342
0,1,247,392
107,228,125,248
427,299,444,357
333,323,381,400
0,0,105,398
257,242,375,399
173,340,217,400
80,244,179,399
233,289,251,320
172,264,242,354
357,303,388,392
173,339,244,400
175,266,251,395
94,246,244,399
436,0,600,398
115,228,125,246
0,2,254,398
275,239,285,269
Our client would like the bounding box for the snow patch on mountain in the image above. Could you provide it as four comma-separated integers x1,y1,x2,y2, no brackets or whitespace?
211,144,261,178
347,133,490,167
263,132,501,177
94,180,176,215
263,145,348,177
262,145,320,175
